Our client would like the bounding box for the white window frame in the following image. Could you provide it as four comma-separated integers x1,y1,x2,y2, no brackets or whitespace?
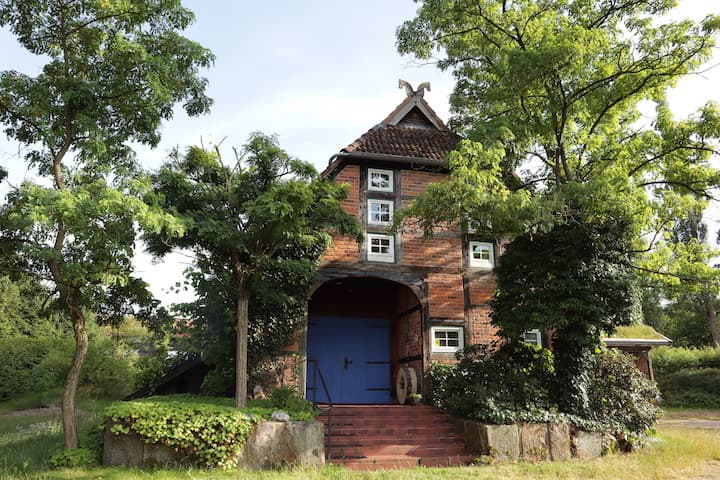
431,326,464,353
469,241,494,269
522,329,542,346
368,168,394,192
367,233,394,263
367,199,393,226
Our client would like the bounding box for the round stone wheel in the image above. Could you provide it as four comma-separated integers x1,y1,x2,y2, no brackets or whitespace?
395,366,418,404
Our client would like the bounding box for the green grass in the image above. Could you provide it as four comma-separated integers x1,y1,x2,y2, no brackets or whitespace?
607,325,667,340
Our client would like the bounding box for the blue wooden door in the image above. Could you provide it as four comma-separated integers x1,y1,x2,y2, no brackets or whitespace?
306,316,391,404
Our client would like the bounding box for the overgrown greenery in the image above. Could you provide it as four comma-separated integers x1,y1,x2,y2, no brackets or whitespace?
147,135,361,405
491,219,640,414
431,345,660,442
104,391,318,469
0,0,213,449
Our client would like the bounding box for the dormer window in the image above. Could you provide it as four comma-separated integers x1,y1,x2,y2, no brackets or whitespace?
368,199,393,225
469,241,494,269
368,168,393,192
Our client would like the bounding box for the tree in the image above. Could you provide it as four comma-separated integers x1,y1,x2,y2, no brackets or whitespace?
657,206,720,346
149,133,361,407
396,1,720,414
492,219,640,413
0,0,213,448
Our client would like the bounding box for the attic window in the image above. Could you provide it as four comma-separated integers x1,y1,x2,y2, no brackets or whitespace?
368,168,393,192
469,241,494,269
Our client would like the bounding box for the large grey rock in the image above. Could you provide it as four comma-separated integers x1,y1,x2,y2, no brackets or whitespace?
520,423,549,462
548,423,571,461
103,428,186,467
574,430,603,460
238,421,324,470
465,422,520,461
103,428,146,467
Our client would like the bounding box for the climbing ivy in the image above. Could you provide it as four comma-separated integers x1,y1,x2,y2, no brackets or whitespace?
103,394,317,469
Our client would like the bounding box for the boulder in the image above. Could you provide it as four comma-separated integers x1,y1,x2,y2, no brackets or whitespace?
548,422,571,461
465,422,520,461
520,423,549,462
574,430,603,460
238,421,324,470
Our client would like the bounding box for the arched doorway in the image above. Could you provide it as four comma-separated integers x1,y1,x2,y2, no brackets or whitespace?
305,277,423,404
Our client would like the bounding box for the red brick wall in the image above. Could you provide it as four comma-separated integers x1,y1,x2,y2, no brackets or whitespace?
322,165,360,263
320,163,500,361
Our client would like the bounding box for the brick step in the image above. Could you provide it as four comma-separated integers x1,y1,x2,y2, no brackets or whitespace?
319,407,440,417
320,418,451,426
323,426,457,436
328,444,468,457
324,434,465,446
321,420,457,429
328,454,474,470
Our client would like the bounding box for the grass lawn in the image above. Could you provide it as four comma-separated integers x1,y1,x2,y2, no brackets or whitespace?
1,400,719,480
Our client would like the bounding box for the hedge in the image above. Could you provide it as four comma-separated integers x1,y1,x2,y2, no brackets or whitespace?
651,346,720,376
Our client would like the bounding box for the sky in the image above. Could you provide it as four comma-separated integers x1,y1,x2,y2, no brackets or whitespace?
1,0,719,306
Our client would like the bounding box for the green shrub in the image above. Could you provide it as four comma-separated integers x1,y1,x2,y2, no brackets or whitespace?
0,333,139,401
104,394,318,469
586,349,660,436
430,343,554,423
0,338,60,400
48,448,96,468
651,346,720,375
656,368,720,408
431,345,659,437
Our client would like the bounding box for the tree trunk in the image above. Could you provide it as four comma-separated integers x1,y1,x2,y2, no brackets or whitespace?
61,294,88,449
235,280,250,408
705,292,720,348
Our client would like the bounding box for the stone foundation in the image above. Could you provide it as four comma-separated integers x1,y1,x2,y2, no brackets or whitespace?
103,420,324,470
462,421,604,462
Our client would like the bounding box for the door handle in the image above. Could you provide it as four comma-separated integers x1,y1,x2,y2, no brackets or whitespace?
344,356,353,370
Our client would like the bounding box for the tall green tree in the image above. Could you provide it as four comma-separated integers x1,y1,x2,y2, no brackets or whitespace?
0,0,212,448
149,133,361,407
396,1,720,414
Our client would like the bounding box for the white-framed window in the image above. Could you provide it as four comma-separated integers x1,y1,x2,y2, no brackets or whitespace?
469,241,494,269
431,326,464,353
368,199,393,225
368,168,393,192
367,233,394,263
522,329,542,346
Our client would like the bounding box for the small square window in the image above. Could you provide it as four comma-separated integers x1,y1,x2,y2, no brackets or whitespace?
367,234,394,262
522,329,542,346
368,168,393,192
469,241,494,269
431,326,464,353
368,199,393,225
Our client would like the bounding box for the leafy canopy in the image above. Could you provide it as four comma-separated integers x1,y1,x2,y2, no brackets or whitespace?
0,0,213,448
149,133,362,404
397,0,720,415
396,0,720,254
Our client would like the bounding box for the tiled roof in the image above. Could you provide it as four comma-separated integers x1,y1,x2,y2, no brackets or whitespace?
343,124,460,161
